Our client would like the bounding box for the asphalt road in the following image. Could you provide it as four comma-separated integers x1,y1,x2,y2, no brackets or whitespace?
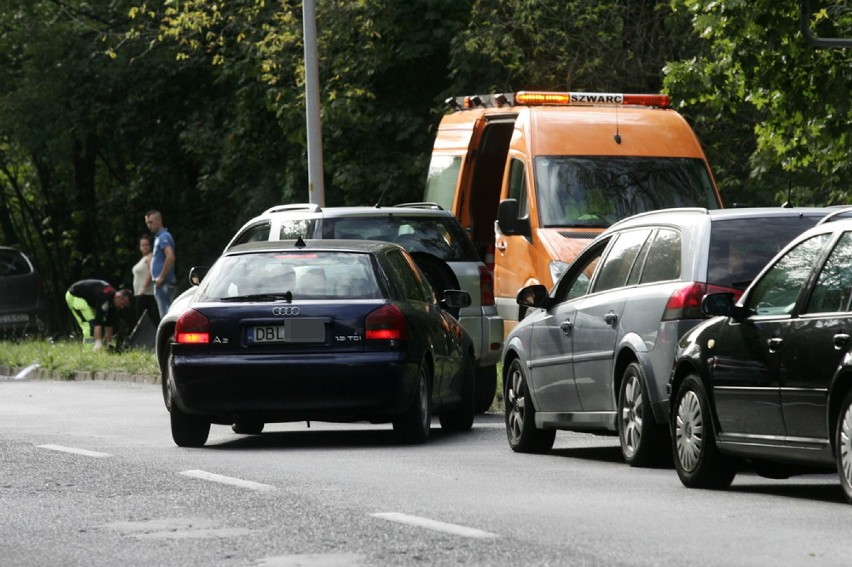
1,378,850,566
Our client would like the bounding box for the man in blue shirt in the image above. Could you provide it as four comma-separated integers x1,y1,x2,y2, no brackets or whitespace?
145,210,177,317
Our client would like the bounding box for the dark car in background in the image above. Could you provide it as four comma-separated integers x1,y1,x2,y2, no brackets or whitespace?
502,207,832,466
0,247,49,336
670,213,852,501
160,239,476,447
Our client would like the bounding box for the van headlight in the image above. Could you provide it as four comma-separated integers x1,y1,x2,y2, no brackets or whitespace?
549,261,570,285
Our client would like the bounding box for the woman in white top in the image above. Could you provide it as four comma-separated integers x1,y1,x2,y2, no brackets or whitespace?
132,234,160,325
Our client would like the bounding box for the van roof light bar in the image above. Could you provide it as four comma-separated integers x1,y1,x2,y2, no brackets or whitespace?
447,92,671,110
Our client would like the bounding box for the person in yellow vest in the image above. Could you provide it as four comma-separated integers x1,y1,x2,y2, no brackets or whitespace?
65,279,132,351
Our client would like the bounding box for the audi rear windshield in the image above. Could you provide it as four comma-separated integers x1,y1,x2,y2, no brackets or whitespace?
196,251,380,301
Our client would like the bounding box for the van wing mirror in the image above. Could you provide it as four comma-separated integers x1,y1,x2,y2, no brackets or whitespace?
497,199,531,237
516,284,549,309
189,266,209,286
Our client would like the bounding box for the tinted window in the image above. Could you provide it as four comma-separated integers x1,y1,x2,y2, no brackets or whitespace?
535,156,718,228
0,250,32,277
593,229,652,293
508,159,529,218
746,234,831,316
707,215,822,290
384,250,432,302
806,232,852,314
230,222,271,247
322,215,478,262
639,229,681,284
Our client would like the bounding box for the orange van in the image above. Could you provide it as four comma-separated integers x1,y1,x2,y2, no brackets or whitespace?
425,91,722,334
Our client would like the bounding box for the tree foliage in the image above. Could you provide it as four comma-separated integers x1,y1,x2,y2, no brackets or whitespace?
1,0,850,335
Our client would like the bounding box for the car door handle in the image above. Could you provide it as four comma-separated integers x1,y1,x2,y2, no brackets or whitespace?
603,312,618,326
834,333,850,349
496,241,507,251
560,320,573,335
767,337,783,352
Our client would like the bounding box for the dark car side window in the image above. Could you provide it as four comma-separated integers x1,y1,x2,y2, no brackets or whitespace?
0,250,32,277
746,233,831,316
553,239,608,303
385,250,432,303
592,229,652,293
805,231,852,314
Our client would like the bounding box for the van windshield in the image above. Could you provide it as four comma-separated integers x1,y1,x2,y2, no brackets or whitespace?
535,156,719,228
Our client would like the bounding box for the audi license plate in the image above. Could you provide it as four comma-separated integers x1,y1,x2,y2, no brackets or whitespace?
248,319,326,344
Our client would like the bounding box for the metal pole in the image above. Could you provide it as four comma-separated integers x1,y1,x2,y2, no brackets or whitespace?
303,0,325,206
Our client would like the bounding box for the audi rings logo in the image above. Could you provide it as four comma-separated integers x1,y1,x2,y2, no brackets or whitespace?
272,306,300,316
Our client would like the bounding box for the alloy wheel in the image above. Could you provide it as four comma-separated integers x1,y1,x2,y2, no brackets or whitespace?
676,390,703,472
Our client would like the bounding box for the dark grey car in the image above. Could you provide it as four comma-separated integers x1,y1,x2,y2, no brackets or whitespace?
0,247,49,335
502,207,834,466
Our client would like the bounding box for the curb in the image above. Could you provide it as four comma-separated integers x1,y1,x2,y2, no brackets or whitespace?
0,364,159,384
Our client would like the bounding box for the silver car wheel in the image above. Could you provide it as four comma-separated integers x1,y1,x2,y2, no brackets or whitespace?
840,402,852,489
676,390,703,472
506,364,525,443
620,373,643,456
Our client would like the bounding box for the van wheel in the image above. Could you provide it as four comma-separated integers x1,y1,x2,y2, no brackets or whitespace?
618,362,668,467
835,389,852,503
672,374,736,489
474,364,497,414
505,358,555,453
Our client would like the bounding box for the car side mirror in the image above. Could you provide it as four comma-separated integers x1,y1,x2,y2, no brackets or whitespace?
701,292,739,318
189,266,209,286
516,284,549,309
497,199,531,237
441,289,472,310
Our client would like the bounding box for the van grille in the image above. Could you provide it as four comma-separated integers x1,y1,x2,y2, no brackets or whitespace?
558,231,596,239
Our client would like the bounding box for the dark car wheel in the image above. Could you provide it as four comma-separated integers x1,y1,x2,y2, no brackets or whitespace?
672,374,736,489
393,360,431,444
170,405,210,448
232,421,264,435
505,358,555,454
474,364,497,414
439,354,476,432
618,362,668,467
836,389,852,503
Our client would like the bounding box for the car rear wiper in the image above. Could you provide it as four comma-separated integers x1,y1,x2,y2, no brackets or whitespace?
219,291,293,302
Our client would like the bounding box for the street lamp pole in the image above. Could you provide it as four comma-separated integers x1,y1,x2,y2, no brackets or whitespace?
303,0,325,206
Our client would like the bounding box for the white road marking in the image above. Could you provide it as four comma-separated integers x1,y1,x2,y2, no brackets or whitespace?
371,512,498,539
38,444,111,458
180,469,276,492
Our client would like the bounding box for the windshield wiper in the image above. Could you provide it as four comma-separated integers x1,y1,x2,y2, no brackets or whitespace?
219,291,293,302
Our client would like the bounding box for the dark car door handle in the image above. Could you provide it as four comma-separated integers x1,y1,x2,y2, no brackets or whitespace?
834,333,850,349
603,312,618,326
767,337,783,352
560,320,573,335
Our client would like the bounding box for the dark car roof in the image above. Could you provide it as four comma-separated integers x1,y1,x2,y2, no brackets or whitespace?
225,239,400,256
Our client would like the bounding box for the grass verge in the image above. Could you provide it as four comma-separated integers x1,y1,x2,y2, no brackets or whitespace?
0,339,159,379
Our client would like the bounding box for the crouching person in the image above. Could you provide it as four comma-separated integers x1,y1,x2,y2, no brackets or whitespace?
65,280,132,351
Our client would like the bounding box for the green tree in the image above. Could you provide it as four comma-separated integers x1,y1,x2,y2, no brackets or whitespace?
664,0,852,206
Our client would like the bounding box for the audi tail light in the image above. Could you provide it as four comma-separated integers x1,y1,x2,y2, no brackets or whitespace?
662,282,744,321
175,309,210,344
365,304,408,340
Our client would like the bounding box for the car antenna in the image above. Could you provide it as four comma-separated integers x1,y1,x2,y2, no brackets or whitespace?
295,236,307,248
781,180,794,208
374,173,396,208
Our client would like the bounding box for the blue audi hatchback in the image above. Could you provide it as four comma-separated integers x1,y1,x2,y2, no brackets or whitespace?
160,239,476,447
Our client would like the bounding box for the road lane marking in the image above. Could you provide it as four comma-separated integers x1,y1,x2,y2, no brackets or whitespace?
38,444,111,458
371,512,498,539
180,469,276,492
